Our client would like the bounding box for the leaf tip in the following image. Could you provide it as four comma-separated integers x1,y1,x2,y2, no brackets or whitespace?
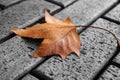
74,50,80,57
45,9,48,14
45,9,50,19
59,54,66,60
64,17,71,23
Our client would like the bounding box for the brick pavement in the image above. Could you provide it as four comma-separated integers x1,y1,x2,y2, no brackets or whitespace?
0,0,120,80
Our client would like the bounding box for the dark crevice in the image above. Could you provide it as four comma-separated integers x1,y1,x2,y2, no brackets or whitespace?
111,61,120,68
0,4,6,10
65,0,79,8
78,0,120,35
102,16,120,25
45,0,65,8
92,47,120,80
0,32,15,44
45,0,78,9
0,0,27,11
30,70,53,80
118,0,120,3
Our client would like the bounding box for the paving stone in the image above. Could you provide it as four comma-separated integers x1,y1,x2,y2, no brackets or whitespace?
0,36,44,80
0,0,21,6
52,0,117,25
22,74,39,80
99,65,120,80
0,0,60,39
52,0,76,7
32,18,120,80
105,4,120,22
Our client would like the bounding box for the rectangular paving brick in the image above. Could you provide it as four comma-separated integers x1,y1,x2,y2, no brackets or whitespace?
0,0,21,6
99,65,120,80
0,36,44,80
105,4,120,22
32,18,119,80
22,74,39,80
0,0,60,39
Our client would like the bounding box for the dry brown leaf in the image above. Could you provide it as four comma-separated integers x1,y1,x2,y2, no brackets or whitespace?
10,10,80,59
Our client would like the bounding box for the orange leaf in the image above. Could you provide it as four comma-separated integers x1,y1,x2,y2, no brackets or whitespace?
10,10,80,59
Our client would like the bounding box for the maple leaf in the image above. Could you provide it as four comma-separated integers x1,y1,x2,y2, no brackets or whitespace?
10,10,80,59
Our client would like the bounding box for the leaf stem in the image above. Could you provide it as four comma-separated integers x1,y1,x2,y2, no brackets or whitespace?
76,25,120,47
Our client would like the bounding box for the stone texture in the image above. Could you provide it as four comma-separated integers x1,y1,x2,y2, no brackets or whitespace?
32,18,120,80
53,0,76,7
0,0,20,6
0,36,43,80
52,0,117,25
99,65,120,80
22,74,39,80
105,4,120,22
0,0,60,39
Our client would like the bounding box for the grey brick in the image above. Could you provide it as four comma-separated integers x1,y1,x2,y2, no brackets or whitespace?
105,4,120,22
0,0,20,6
0,36,43,80
32,18,120,80
22,74,38,80
99,65,120,80
52,0,76,7
0,0,60,39
52,0,117,25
